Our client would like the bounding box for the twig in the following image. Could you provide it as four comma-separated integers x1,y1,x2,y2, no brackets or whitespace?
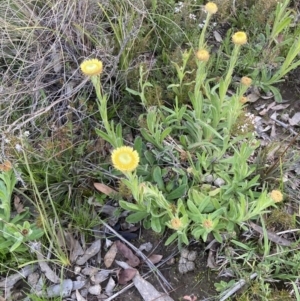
102,221,173,292
270,116,298,135
219,273,257,301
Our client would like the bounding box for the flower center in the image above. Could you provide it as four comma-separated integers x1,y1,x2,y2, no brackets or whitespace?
119,153,132,164
86,63,97,71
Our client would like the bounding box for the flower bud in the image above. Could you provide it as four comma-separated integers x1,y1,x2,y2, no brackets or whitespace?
205,2,218,14
196,49,210,62
232,31,247,45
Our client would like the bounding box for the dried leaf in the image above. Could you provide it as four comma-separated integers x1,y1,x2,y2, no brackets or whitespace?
82,267,99,276
104,242,118,268
213,30,223,42
115,240,140,267
36,250,60,283
272,104,290,111
94,183,117,196
116,261,174,301
207,250,218,269
13,195,25,213
0,265,37,288
259,101,276,115
289,112,300,126
64,232,84,263
105,277,116,296
76,240,101,265
247,92,260,103
76,290,87,301
91,270,111,284
117,268,137,284
249,222,292,246
88,284,102,295
47,279,73,297
148,254,163,264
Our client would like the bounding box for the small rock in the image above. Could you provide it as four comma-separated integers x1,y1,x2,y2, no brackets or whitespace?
205,174,214,183
186,261,195,272
178,264,188,274
179,257,187,264
74,266,81,275
181,248,189,258
187,251,197,261
88,284,101,295
214,178,225,187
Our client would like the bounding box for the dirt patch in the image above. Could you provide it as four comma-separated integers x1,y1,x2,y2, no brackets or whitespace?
114,229,220,301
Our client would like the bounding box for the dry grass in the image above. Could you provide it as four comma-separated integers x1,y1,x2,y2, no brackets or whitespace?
0,0,127,137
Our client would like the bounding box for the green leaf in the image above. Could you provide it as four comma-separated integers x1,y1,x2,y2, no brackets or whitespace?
161,127,172,140
151,217,162,233
95,128,113,145
144,150,155,166
134,136,143,156
167,184,186,200
119,200,144,212
9,235,23,252
152,167,165,191
187,199,200,216
126,87,141,96
165,232,178,246
126,211,149,223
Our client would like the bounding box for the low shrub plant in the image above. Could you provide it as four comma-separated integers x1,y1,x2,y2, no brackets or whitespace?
80,2,287,249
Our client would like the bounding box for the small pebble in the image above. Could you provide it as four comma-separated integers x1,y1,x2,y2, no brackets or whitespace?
205,174,214,183
214,177,225,187
179,257,187,264
181,248,189,258
187,251,197,261
186,261,195,272
178,264,188,274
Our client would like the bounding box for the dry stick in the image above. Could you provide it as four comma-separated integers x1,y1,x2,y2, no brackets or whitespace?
102,221,173,292
219,272,258,301
270,116,298,135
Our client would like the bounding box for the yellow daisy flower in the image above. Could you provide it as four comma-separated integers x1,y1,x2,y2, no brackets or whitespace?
241,76,252,87
196,49,210,62
205,2,218,14
80,59,103,76
270,190,283,203
232,31,247,45
111,146,139,172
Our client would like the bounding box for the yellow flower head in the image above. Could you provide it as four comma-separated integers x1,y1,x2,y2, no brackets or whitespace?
270,190,283,203
203,219,213,230
0,160,12,172
239,96,248,104
111,146,139,172
196,49,210,62
80,59,103,76
232,31,247,45
170,217,182,230
241,76,252,87
205,2,218,14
